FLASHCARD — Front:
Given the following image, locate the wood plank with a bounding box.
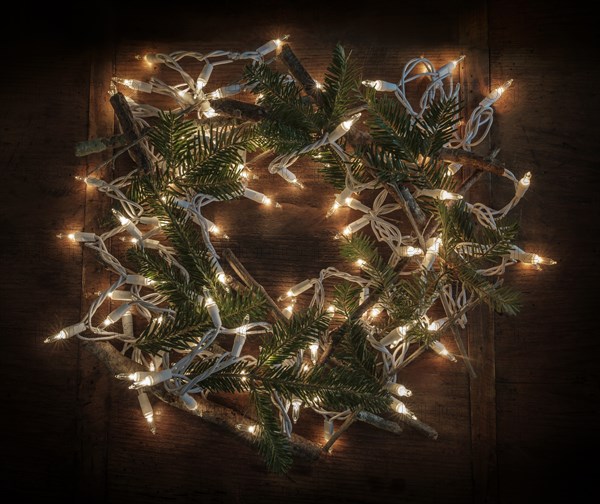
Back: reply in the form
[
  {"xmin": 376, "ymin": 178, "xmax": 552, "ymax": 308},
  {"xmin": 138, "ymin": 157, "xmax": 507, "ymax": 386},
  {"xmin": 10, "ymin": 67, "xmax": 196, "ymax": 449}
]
[
  {"xmin": 0, "ymin": 47, "xmax": 91, "ymax": 498},
  {"xmin": 488, "ymin": 1, "xmax": 599, "ymax": 502},
  {"xmin": 459, "ymin": 2, "xmax": 498, "ymax": 502},
  {"xmin": 76, "ymin": 41, "xmax": 115, "ymax": 501}
]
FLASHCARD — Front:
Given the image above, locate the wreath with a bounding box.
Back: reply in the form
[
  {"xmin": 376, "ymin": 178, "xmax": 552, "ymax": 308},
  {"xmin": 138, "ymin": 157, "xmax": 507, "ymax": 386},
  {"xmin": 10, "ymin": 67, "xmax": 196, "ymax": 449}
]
[{"xmin": 49, "ymin": 37, "xmax": 555, "ymax": 472}]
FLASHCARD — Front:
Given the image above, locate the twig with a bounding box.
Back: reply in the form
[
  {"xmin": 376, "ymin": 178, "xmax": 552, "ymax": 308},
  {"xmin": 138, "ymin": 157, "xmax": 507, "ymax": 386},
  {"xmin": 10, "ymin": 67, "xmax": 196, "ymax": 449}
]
[
  {"xmin": 109, "ymin": 93, "xmax": 153, "ymax": 173},
  {"xmin": 222, "ymin": 248, "xmax": 287, "ymax": 322},
  {"xmin": 212, "ymin": 99, "xmax": 268, "ymax": 122},
  {"xmin": 279, "ymin": 44, "xmax": 322, "ymax": 104},
  {"xmin": 397, "ymin": 415, "xmax": 438, "ymax": 439},
  {"xmin": 440, "ymin": 148, "xmax": 510, "ymax": 177},
  {"xmin": 75, "ymin": 134, "xmax": 127, "ymax": 157},
  {"xmin": 80, "ymin": 340, "xmax": 321, "ymax": 460},
  {"xmin": 356, "ymin": 411, "xmax": 403, "ymax": 434}
]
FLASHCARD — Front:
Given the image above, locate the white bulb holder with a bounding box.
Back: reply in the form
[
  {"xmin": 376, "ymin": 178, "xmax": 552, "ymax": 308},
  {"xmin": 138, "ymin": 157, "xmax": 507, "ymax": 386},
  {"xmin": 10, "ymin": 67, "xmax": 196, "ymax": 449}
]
[
  {"xmin": 126, "ymin": 274, "xmax": 154, "ymax": 286},
  {"xmin": 328, "ymin": 113, "xmax": 361, "ymax": 143},
  {"xmin": 44, "ymin": 322, "xmax": 86, "ymax": 343},
  {"xmin": 102, "ymin": 303, "xmax": 132, "ymax": 328},
  {"xmin": 479, "ymin": 79, "xmax": 513, "ymax": 108},
  {"xmin": 196, "ymin": 63, "xmax": 214, "ymax": 90},
  {"xmin": 287, "ymin": 279, "xmax": 314, "ymax": 298},
  {"xmin": 244, "ymin": 188, "xmax": 271, "ymax": 205},
  {"xmin": 379, "ymin": 325, "xmax": 408, "ymax": 347},
  {"xmin": 342, "ymin": 216, "xmax": 369, "ymax": 237},
  {"xmin": 362, "ymin": 79, "xmax": 397, "ymax": 92},
  {"xmin": 181, "ymin": 393, "xmax": 199, "ymax": 411}
]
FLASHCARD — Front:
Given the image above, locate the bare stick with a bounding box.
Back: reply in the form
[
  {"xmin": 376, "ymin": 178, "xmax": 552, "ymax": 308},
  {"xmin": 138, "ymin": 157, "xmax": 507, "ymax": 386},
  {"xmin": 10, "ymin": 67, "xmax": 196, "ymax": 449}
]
[
  {"xmin": 222, "ymin": 248, "xmax": 287, "ymax": 322},
  {"xmin": 212, "ymin": 99, "xmax": 268, "ymax": 122},
  {"xmin": 109, "ymin": 92, "xmax": 152, "ymax": 173},
  {"xmin": 440, "ymin": 148, "xmax": 510, "ymax": 177},
  {"xmin": 75, "ymin": 134, "xmax": 127, "ymax": 157},
  {"xmin": 80, "ymin": 340, "xmax": 321, "ymax": 460},
  {"xmin": 279, "ymin": 44, "xmax": 322, "ymax": 104},
  {"xmin": 397, "ymin": 415, "xmax": 438, "ymax": 439},
  {"xmin": 356, "ymin": 411, "xmax": 403, "ymax": 434}
]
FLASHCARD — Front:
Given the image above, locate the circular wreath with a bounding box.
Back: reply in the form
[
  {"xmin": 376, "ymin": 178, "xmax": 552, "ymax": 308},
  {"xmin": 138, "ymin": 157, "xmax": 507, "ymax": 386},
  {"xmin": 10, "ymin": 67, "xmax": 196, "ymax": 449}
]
[{"xmin": 49, "ymin": 37, "xmax": 555, "ymax": 472}]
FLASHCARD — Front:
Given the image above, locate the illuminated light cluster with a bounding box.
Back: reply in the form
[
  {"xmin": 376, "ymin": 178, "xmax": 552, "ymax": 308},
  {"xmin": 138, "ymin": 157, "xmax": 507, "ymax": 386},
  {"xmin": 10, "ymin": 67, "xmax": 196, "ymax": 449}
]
[
  {"xmin": 479, "ymin": 79, "xmax": 514, "ymax": 108},
  {"xmin": 328, "ymin": 113, "xmax": 361, "ymax": 143}
]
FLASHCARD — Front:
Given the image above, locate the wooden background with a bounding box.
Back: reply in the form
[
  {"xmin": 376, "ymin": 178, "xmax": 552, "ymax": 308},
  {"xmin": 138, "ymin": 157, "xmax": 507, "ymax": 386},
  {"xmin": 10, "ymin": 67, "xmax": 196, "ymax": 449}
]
[{"xmin": 1, "ymin": 2, "xmax": 598, "ymax": 502}]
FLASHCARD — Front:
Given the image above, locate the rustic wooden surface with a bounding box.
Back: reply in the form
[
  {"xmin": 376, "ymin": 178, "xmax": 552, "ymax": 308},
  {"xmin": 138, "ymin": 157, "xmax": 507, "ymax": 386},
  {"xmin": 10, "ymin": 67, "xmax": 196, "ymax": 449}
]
[{"xmin": 1, "ymin": 2, "xmax": 597, "ymax": 503}]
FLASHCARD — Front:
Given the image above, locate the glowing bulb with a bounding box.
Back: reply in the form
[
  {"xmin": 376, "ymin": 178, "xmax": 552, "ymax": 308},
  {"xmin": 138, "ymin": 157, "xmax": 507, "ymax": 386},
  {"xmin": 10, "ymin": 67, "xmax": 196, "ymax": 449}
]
[
  {"xmin": 328, "ymin": 113, "xmax": 361, "ymax": 143},
  {"xmin": 516, "ymin": 171, "xmax": 532, "ymax": 198},
  {"xmin": 67, "ymin": 233, "xmax": 76, "ymax": 240},
  {"xmin": 480, "ymin": 79, "xmax": 514, "ymax": 107},
  {"xmin": 247, "ymin": 424, "xmax": 257, "ymax": 435},
  {"xmin": 309, "ymin": 342, "xmax": 319, "ymax": 364},
  {"xmin": 446, "ymin": 162, "xmax": 462, "ymax": 176},
  {"xmin": 439, "ymin": 190, "xmax": 463, "ymax": 201},
  {"xmin": 356, "ymin": 258, "xmax": 366, "ymax": 267},
  {"xmin": 430, "ymin": 340, "xmax": 457, "ymax": 362},
  {"xmin": 391, "ymin": 398, "xmax": 417, "ymax": 419},
  {"xmin": 326, "ymin": 305, "xmax": 336, "ymax": 313},
  {"xmin": 370, "ymin": 307, "xmax": 381, "ymax": 318},
  {"xmin": 137, "ymin": 392, "xmax": 156, "ymax": 434},
  {"xmin": 217, "ymin": 272, "xmax": 227, "ymax": 284},
  {"xmin": 386, "ymin": 383, "xmax": 412, "ymax": 397},
  {"xmin": 291, "ymin": 397, "xmax": 302, "ymax": 423},
  {"xmin": 361, "ymin": 79, "xmax": 397, "ymax": 92},
  {"xmin": 379, "ymin": 325, "xmax": 408, "ymax": 346},
  {"xmin": 314, "ymin": 80, "xmax": 322, "ymax": 90},
  {"xmin": 399, "ymin": 246, "xmax": 423, "ymax": 257},
  {"xmin": 283, "ymin": 304, "xmax": 294, "ymax": 319},
  {"xmin": 44, "ymin": 322, "xmax": 86, "ymax": 343}
]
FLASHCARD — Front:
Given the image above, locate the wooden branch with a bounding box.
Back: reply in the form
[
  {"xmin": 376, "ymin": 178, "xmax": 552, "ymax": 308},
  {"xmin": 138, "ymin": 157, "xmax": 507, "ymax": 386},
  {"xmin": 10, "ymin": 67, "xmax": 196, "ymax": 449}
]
[
  {"xmin": 109, "ymin": 92, "xmax": 152, "ymax": 173},
  {"xmin": 212, "ymin": 99, "xmax": 268, "ymax": 122},
  {"xmin": 80, "ymin": 340, "xmax": 321, "ymax": 460},
  {"xmin": 222, "ymin": 248, "xmax": 287, "ymax": 322},
  {"xmin": 440, "ymin": 148, "xmax": 509, "ymax": 177},
  {"xmin": 397, "ymin": 415, "xmax": 438, "ymax": 439},
  {"xmin": 279, "ymin": 44, "xmax": 322, "ymax": 104},
  {"xmin": 356, "ymin": 411, "xmax": 404, "ymax": 434},
  {"xmin": 75, "ymin": 134, "xmax": 127, "ymax": 157}
]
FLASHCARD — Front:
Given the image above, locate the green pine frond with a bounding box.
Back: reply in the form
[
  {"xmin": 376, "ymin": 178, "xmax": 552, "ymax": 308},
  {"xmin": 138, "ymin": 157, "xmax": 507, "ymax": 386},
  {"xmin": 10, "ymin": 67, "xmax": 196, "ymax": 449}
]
[
  {"xmin": 136, "ymin": 308, "xmax": 211, "ymax": 353},
  {"xmin": 257, "ymin": 309, "xmax": 331, "ymax": 367},
  {"xmin": 215, "ymin": 286, "xmax": 268, "ymax": 328},
  {"xmin": 453, "ymin": 264, "xmax": 521, "ymax": 315},
  {"xmin": 244, "ymin": 63, "xmax": 317, "ymax": 135},
  {"xmin": 320, "ymin": 44, "xmax": 360, "ymax": 126},
  {"xmin": 417, "ymin": 97, "xmax": 461, "ymax": 157},
  {"xmin": 332, "ymin": 282, "xmax": 362, "ymax": 319},
  {"xmin": 147, "ymin": 112, "xmax": 198, "ymax": 173},
  {"xmin": 250, "ymin": 388, "xmax": 293, "ymax": 473},
  {"xmin": 128, "ymin": 247, "xmax": 200, "ymax": 308},
  {"xmin": 186, "ymin": 358, "xmax": 255, "ymax": 394}
]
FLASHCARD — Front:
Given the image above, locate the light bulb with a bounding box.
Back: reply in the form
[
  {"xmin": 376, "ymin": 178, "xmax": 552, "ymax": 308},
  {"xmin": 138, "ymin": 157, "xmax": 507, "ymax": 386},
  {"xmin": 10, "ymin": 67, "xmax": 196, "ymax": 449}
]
[
  {"xmin": 181, "ymin": 393, "xmax": 199, "ymax": 411},
  {"xmin": 231, "ymin": 315, "xmax": 249, "ymax": 358},
  {"xmin": 323, "ymin": 419, "xmax": 335, "ymax": 442},
  {"xmin": 531, "ymin": 254, "xmax": 556, "ymax": 266},
  {"xmin": 427, "ymin": 318, "xmax": 447, "ymax": 331},
  {"xmin": 446, "ymin": 162, "xmax": 462, "ymax": 176},
  {"xmin": 398, "ymin": 246, "xmax": 423, "ymax": 257},
  {"xmin": 328, "ymin": 113, "xmax": 361, "ymax": 143},
  {"xmin": 283, "ymin": 304, "xmax": 294, "ymax": 319},
  {"xmin": 129, "ymin": 369, "xmax": 173, "ymax": 389},
  {"xmin": 137, "ymin": 391, "xmax": 156, "ymax": 434},
  {"xmin": 108, "ymin": 290, "xmax": 133, "ymax": 302},
  {"xmin": 422, "ymin": 237, "xmax": 442, "ymax": 270},
  {"xmin": 125, "ymin": 274, "xmax": 154, "ymax": 286},
  {"xmin": 112, "ymin": 77, "xmax": 153, "ymax": 93},
  {"xmin": 291, "ymin": 397, "xmax": 302, "ymax": 423},
  {"xmin": 516, "ymin": 171, "xmax": 532, "ymax": 198},
  {"xmin": 341, "ymin": 216, "xmax": 369, "ymax": 237},
  {"xmin": 44, "ymin": 322, "xmax": 86, "ymax": 343},
  {"xmin": 284, "ymin": 279, "xmax": 314, "ymax": 298},
  {"xmin": 196, "ymin": 63, "xmax": 213, "ymax": 90},
  {"xmin": 344, "ymin": 197, "xmax": 370, "ymax": 213},
  {"xmin": 508, "ymin": 246, "xmax": 556, "ymax": 266},
  {"xmin": 203, "ymin": 289, "xmax": 221, "ymax": 328},
  {"xmin": 256, "ymin": 35, "xmax": 288, "ymax": 56},
  {"xmin": 430, "ymin": 340, "xmax": 457, "ymax": 362},
  {"xmin": 480, "ymin": 79, "xmax": 514, "ymax": 107},
  {"xmin": 379, "ymin": 325, "xmax": 408, "ymax": 347},
  {"xmin": 309, "ymin": 342, "xmax": 319, "ymax": 364},
  {"xmin": 391, "ymin": 398, "xmax": 417, "ymax": 419},
  {"xmin": 244, "ymin": 188, "xmax": 273, "ymax": 206},
  {"xmin": 439, "ymin": 190, "xmax": 463, "ymax": 201},
  {"xmin": 326, "ymin": 305, "xmax": 336, "ymax": 313},
  {"xmin": 356, "ymin": 258, "xmax": 366, "ymax": 267},
  {"xmin": 386, "ymin": 383, "xmax": 412, "ymax": 397},
  {"xmin": 101, "ymin": 303, "xmax": 132, "ymax": 328},
  {"xmin": 361, "ymin": 79, "xmax": 397, "ymax": 92}
]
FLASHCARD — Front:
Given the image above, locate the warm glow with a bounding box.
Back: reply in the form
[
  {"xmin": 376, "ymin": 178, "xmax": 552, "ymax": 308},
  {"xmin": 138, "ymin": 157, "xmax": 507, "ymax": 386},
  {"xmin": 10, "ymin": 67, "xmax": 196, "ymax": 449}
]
[{"xmin": 356, "ymin": 258, "xmax": 366, "ymax": 267}]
